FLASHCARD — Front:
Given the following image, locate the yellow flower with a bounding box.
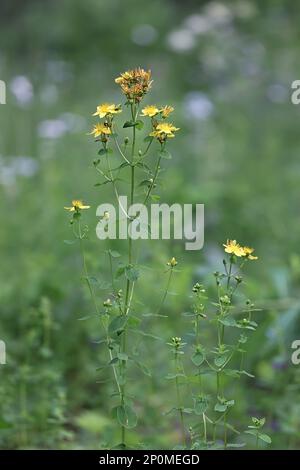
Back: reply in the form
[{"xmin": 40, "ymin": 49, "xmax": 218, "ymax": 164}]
[
  {"xmin": 150, "ymin": 122, "xmax": 180, "ymax": 142},
  {"xmin": 223, "ymin": 240, "xmax": 244, "ymax": 257},
  {"xmin": 64, "ymin": 200, "xmax": 90, "ymax": 212},
  {"xmin": 141, "ymin": 105, "xmax": 160, "ymax": 117},
  {"xmin": 160, "ymin": 105, "xmax": 174, "ymax": 118},
  {"xmin": 167, "ymin": 257, "xmax": 178, "ymax": 267},
  {"xmin": 115, "ymin": 68, "xmax": 152, "ymax": 102},
  {"xmin": 93, "ymin": 103, "xmax": 121, "ymax": 118},
  {"xmin": 89, "ymin": 123, "xmax": 112, "ymax": 138},
  {"xmin": 241, "ymin": 246, "xmax": 258, "ymax": 260}
]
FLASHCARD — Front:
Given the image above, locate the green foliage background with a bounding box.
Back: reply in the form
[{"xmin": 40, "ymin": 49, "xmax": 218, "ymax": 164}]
[{"xmin": 0, "ymin": 0, "xmax": 300, "ymax": 449}]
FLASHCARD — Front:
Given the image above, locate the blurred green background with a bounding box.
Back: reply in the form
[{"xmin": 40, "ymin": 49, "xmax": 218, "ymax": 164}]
[{"xmin": 0, "ymin": 0, "xmax": 300, "ymax": 449}]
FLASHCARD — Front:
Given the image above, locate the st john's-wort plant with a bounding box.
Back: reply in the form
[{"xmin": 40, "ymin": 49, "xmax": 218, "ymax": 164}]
[
  {"xmin": 166, "ymin": 240, "xmax": 272, "ymax": 449},
  {"xmin": 64, "ymin": 69, "xmax": 271, "ymax": 450},
  {"xmin": 64, "ymin": 68, "xmax": 180, "ymax": 449}
]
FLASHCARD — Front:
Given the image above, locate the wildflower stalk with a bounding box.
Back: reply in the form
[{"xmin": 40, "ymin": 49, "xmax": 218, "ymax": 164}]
[
  {"xmin": 120, "ymin": 101, "xmax": 138, "ymax": 446},
  {"xmin": 67, "ymin": 68, "xmax": 180, "ymax": 448},
  {"xmin": 156, "ymin": 267, "xmax": 173, "ymax": 315},
  {"xmin": 174, "ymin": 348, "xmax": 186, "ymax": 448},
  {"xmin": 143, "ymin": 151, "xmax": 162, "ymax": 206},
  {"xmin": 76, "ymin": 218, "xmax": 121, "ymax": 398}
]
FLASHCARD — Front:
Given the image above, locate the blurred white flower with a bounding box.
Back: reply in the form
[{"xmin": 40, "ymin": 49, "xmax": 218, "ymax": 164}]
[
  {"xmin": 184, "ymin": 91, "xmax": 214, "ymax": 120},
  {"xmin": 0, "ymin": 156, "xmax": 39, "ymax": 187},
  {"xmin": 131, "ymin": 24, "xmax": 157, "ymax": 46},
  {"xmin": 38, "ymin": 119, "xmax": 69, "ymax": 139},
  {"xmin": 184, "ymin": 14, "xmax": 213, "ymax": 35},
  {"xmin": 204, "ymin": 2, "xmax": 233, "ymax": 26},
  {"xmin": 167, "ymin": 29, "xmax": 196, "ymax": 52},
  {"xmin": 10, "ymin": 76, "xmax": 33, "ymax": 106},
  {"xmin": 37, "ymin": 113, "xmax": 86, "ymax": 139}
]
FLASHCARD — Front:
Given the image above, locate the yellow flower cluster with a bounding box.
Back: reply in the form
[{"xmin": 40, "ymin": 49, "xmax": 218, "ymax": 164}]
[
  {"xmin": 150, "ymin": 122, "xmax": 180, "ymax": 142},
  {"xmin": 223, "ymin": 240, "xmax": 258, "ymax": 260},
  {"xmin": 141, "ymin": 105, "xmax": 174, "ymax": 118},
  {"xmin": 115, "ymin": 67, "xmax": 152, "ymax": 102},
  {"xmin": 140, "ymin": 104, "xmax": 179, "ymax": 143}
]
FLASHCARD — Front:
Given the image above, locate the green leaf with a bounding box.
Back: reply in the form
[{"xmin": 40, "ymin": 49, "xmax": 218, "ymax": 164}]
[
  {"xmin": 219, "ymin": 316, "xmax": 237, "ymax": 327},
  {"xmin": 63, "ymin": 239, "xmax": 76, "ymax": 245},
  {"xmin": 123, "ymin": 120, "xmax": 135, "ymax": 128},
  {"xmin": 130, "ymin": 329, "xmax": 162, "ymax": 341},
  {"xmin": 116, "ymin": 265, "xmax": 126, "ymax": 278},
  {"xmin": 214, "ymin": 355, "xmax": 228, "ymax": 368},
  {"xmin": 144, "ymin": 136, "xmax": 153, "ymax": 142},
  {"xmin": 98, "ymin": 148, "xmax": 108, "ymax": 156},
  {"xmin": 223, "ymin": 369, "xmax": 241, "ymax": 378},
  {"xmin": 240, "ymin": 370, "xmax": 255, "ymax": 378},
  {"xmin": 109, "ymin": 250, "xmax": 121, "ymax": 258},
  {"xmin": 142, "ymin": 312, "xmax": 168, "ymax": 318},
  {"xmin": 258, "ymin": 433, "xmax": 272, "ymax": 444},
  {"xmin": 159, "ymin": 149, "xmax": 172, "ymax": 159},
  {"xmin": 163, "ymin": 407, "xmax": 177, "ymax": 416},
  {"xmin": 108, "ymin": 315, "xmax": 127, "ymax": 336},
  {"xmin": 182, "ymin": 408, "xmax": 193, "ymax": 414},
  {"xmin": 135, "ymin": 120, "xmax": 144, "ymax": 130},
  {"xmin": 109, "ymin": 357, "xmax": 119, "ymax": 365},
  {"xmin": 77, "ymin": 314, "xmax": 96, "ymax": 321},
  {"xmin": 139, "ymin": 179, "xmax": 152, "ymax": 187},
  {"xmin": 127, "ymin": 316, "xmax": 141, "ymax": 329},
  {"xmin": 191, "ymin": 351, "xmax": 205, "ymax": 367},
  {"xmin": 214, "ymin": 403, "xmax": 227, "ymax": 413},
  {"xmin": 116, "ymin": 405, "xmax": 137, "ymax": 429},
  {"xmin": 94, "ymin": 180, "xmax": 110, "ymax": 187},
  {"xmin": 193, "ymin": 396, "xmax": 209, "ymax": 415}
]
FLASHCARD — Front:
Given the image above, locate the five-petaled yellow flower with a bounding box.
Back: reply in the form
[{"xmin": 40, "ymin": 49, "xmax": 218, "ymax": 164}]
[
  {"xmin": 141, "ymin": 105, "xmax": 160, "ymax": 117},
  {"xmin": 160, "ymin": 105, "xmax": 174, "ymax": 118},
  {"xmin": 223, "ymin": 240, "xmax": 245, "ymax": 257},
  {"xmin": 150, "ymin": 122, "xmax": 180, "ymax": 141},
  {"xmin": 242, "ymin": 246, "xmax": 258, "ymax": 260},
  {"xmin": 64, "ymin": 200, "xmax": 90, "ymax": 212},
  {"xmin": 223, "ymin": 240, "xmax": 258, "ymax": 260},
  {"xmin": 93, "ymin": 103, "xmax": 121, "ymax": 118},
  {"xmin": 89, "ymin": 123, "xmax": 112, "ymax": 138}
]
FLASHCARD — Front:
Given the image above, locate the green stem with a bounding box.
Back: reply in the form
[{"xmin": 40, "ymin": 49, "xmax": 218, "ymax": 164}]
[
  {"xmin": 175, "ymin": 350, "xmax": 187, "ymax": 448},
  {"xmin": 224, "ymin": 412, "xmax": 228, "ymax": 449},
  {"xmin": 121, "ymin": 102, "xmax": 137, "ymax": 446},
  {"xmin": 156, "ymin": 268, "xmax": 173, "ymax": 315},
  {"xmin": 143, "ymin": 153, "xmax": 162, "ymax": 206},
  {"xmin": 77, "ymin": 220, "xmax": 121, "ymax": 398}
]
